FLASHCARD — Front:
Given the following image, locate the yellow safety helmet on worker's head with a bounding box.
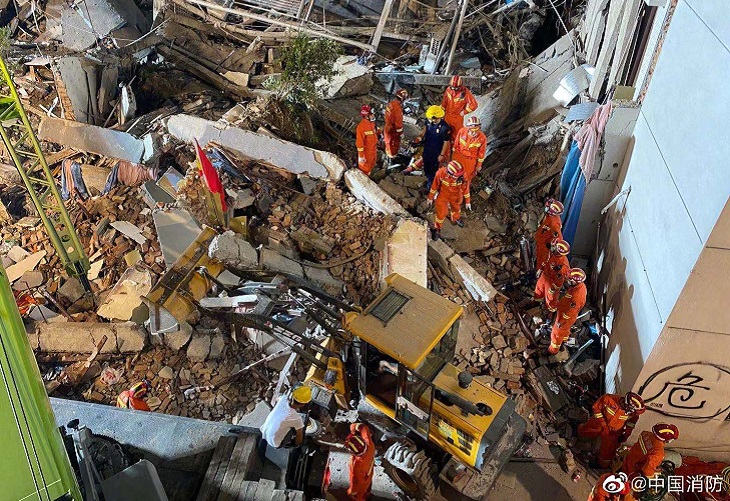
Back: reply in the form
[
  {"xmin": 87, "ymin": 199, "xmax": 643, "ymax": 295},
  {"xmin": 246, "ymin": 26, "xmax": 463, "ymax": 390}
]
[
  {"xmin": 291, "ymin": 385, "xmax": 312, "ymax": 404},
  {"xmin": 426, "ymin": 105, "xmax": 445, "ymax": 119}
]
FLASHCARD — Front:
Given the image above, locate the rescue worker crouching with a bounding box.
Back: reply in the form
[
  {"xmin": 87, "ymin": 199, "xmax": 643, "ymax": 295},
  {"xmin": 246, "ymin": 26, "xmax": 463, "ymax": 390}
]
[
  {"xmin": 427, "ymin": 160, "xmax": 470, "ymax": 241},
  {"xmin": 260, "ymin": 385, "xmax": 312, "ymax": 449},
  {"xmin": 620, "ymin": 423, "xmax": 679, "ymax": 500},
  {"xmin": 116, "ymin": 380, "xmax": 152, "ymax": 411},
  {"xmin": 534, "ymin": 238, "xmax": 570, "ymax": 313},
  {"xmin": 578, "ymin": 392, "xmax": 646, "ymax": 468}
]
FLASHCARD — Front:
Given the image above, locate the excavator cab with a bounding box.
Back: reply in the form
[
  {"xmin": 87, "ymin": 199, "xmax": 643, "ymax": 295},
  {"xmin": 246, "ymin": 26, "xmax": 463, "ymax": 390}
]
[{"xmin": 344, "ymin": 274, "xmax": 522, "ymax": 472}]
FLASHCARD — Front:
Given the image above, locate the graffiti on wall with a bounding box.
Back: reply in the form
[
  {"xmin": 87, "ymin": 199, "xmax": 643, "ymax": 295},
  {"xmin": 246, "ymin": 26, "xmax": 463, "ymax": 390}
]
[{"xmin": 637, "ymin": 362, "xmax": 730, "ymax": 421}]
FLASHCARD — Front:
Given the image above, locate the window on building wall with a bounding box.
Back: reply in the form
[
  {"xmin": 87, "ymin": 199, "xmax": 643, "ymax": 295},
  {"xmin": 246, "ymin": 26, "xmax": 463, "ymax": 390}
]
[{"xmin": 620, "ymin": 4, "xmax": 659, "ymax": 87}]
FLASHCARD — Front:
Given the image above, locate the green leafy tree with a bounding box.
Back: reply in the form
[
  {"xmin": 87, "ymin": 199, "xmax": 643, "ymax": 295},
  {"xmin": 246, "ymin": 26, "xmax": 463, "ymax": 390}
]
[{"xmin": 267, "ymin": 33, "xmax": 343, "ymax": 107}]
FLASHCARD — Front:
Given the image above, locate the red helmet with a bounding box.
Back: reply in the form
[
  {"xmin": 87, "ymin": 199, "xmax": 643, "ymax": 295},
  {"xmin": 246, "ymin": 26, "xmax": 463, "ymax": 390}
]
[
  {"xmin": 623, "ymin": 392, "xmax": 645, "ymax": 413},
  {"xmin": 653, "ymin": 423, "xmax": 679, "ymax": 442},
  {"xmin": 395, "ymin": 89, "xmax": 408, "ymax": 100},
  {"xmin": 360, "ymin": 104, "xmax": 373, "ymax": 118},
  {"xmin": 551, "ymin": 239, "xmax": 570, "ymax": 256},
  {"xmin": 568, "ymin": 268, "xmax": 586, "ymax": 283},
  {"xmin": 446, "ymin": 160, "xmax": 464, "ymax": 178},
  {"xmin": 466, "ymin": 116, "xmax": 481, "ymax": 128},
  {"xmin": 546, "ymin": 198, "xmax": 564, "ymax": 216},
  {"xmin": 344, "ymin": 433, "xmax": 368, "ymax": 456},
  {"xmin": 450, "ymin": 75, "xmax": 463, "ymax": 88},
  {"xmin": 129, "ymin": 380, "xmax": 151, "ymax": 399}
]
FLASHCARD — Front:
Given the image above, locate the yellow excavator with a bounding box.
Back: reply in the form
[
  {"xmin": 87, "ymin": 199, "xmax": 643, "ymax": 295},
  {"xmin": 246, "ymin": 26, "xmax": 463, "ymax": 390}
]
[{"xmin": 304, "ymin": 273, "xmax": 526, "ymax": 500}]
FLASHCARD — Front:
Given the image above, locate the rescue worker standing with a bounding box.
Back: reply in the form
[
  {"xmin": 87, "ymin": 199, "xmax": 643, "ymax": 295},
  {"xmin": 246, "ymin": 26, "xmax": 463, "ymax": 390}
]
[
  {"xmin": 451, "ymin": 116, "xmax": 487, "ymax": 190},
  {"xmin": 345, "ymin": 423, "xmax": 375, "ymax": 501},
  {"xmin": 418, "ymin": 105, "xmax": 452, "ymax": 188},
  {"xmin": 356, "ymin": 105, "xmax": 379, "ymax": 176},
  {"xmin": 578, "ymin": 392, "xmax": 646, "ymax": 468},
  {"xmin": 384, "ymin": 89, "xmax": 408, "ymax": 163},
  {"xmin": 534, "ymin": 238, "xmax": 570, "ymax": 313},
  {"xmin": 116, "ymin": 380, "xmax": 152, "ymax": 411},
  {"xmin": 535, "ymin": 199, "xmax": 565, "ymax": 274},
  {"xmin": 427, "ymin": 160, "xmax": 470, "ymax": 240},
  {"xmin": 548, "ymin": 267, "xmax": 587, "ymax": 354},
  {"xmin": 441, "ymin": 75, "xmax": 478, "ymax": 141},
  {"xmin": 620, "ymin": 423, "xmax": 679, "ymax": 480},
  {"xmin": 260, "ymin": 385, "xmax": 311, "ymax": 449}
]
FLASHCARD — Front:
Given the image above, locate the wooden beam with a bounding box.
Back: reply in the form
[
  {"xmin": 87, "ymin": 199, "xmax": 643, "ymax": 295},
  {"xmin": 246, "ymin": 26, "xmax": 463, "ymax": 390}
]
[{"xmin": 370, "ymin": 0, "xmax": 395, "ymax": 52}]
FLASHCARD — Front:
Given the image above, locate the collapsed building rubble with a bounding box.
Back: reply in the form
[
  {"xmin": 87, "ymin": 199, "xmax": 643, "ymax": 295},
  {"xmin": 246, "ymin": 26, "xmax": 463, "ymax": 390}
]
[{"xmin": 0, "ymin": 0, "xmax": 622, "ymax": 498}]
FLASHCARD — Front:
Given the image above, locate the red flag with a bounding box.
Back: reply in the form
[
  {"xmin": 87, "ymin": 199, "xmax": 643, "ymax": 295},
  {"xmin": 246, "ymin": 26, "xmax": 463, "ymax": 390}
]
[{"xmin": 194, "ymin": 139, "xmax": 227, "ymax": 211}]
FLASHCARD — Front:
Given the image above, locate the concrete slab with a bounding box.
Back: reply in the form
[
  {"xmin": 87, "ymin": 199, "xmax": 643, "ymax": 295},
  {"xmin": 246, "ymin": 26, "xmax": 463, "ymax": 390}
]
[
  {"xmin": 110, "ymin": 220, "xmax": 146, "ymax": 245},
  {"xmin": 259, "ymin": 247, "xmax": 303, "ymax": 277},
  {"xmin": 96, "ymin": 267, "xmax": 153, "ymax": 323},
  {"xmin": 448, "ymin": 253, "xmax": 498, "ymax": 302},
  {"xmin": 344, "ymin": 169, "xmax": 409, "ymax": 217},
  {"xmin": 166, "ymin": 114, "xmax": 346, "ymax": 181},
  {"xmin": 6, "ymin": 250, "xmax": 46, "ymax": 282},
  {"xmin": 303, "ymin": 266, "xmax": 345, "ymax": 296},
  {"xmin": 428, "ymin": 239, "xmax": 456, "ymax": 279},
  {"xmin": 152, "ymin": 208, "xmax": 201, "ymax": 269},
  {"xmin": 33, "ymin": 321, "xmax": 146, "ymax": 353},
  {"xmin": 380, "ymin": 219, "xmax": 428, "ymax": 288},
  {"xmin": 39, "ymin": 117, "xmax": 145, "ymax": 163},
  {"xmin": 208, "ymin": 230, "xmax": 259, "ymax": 269},
  {"xmin": 58, "ymin": 0, "xmax": 149, "ymax": 51}
]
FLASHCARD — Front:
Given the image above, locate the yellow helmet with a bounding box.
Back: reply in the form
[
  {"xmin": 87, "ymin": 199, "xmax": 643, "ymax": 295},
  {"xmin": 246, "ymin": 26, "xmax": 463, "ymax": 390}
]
[
  {"xmin": 425, "ymin": 105, "xmax": 445, "ymax": 119},
  {"xmin": 291, "ymin": 385, "xmax": 312, "ymax": 404}
]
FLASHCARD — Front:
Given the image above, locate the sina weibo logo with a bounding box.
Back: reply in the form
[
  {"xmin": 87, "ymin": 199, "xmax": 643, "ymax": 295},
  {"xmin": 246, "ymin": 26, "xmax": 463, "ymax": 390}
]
[{"xmin": 602, "ymin": 473, "xmax": 628, "ymax": 494}]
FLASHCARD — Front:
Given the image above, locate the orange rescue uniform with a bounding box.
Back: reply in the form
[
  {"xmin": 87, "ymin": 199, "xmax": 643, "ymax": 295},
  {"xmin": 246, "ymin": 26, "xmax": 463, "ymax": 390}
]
[
  {"xmin": 116, "ymin": 390, "xmax": 151, "ymax": 411},
  {"xmin": 441, "ymin": 86, "xmax": 478, "ymax": 141},
  {"xmin": 550, "ymin": 281, "xmax": 587, "ymax": 351},
  {"xmin": 356, "ymin": 118, "xmax": 378, "ymax": 175},
  {"xmin": 451, "ymin": 127, "xmax": 487, "ymax": 187},
  {"xmin": 384, "ymin": 98, "xmax": 404, "ymax": 158},
  {"xmin": 578, "ymin": 394, "xmax": 640, "ymax": 467},
  {"xmin": 535, "ymin": 214, "xmax": 563, "ymax": 271},
  {"xmin": 428, "ymin": 166, "xmax": 470, "ymax": 229},
  {"xmin": 348, "ymin": 425, "xmax": 375, "ymax": 501},
  {"xmin": 621, "ymin": 430, "xmax": 665, "ymax": 478},
  {"xmin": 534, "ymin": 252, "xmax": 570, "ymax": 311}
]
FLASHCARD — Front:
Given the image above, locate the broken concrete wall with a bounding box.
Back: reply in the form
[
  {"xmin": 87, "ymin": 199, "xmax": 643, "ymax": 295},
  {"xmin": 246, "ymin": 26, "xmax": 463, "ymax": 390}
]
[
  {"xmin": 344, "ymin": 169, "xmax": 409, "ymax": 217},
  {"xmin": 166, "ymin": 114, "xmax": 346, "ymax": 181},
  {"xmin": 30, "ymin": 322, "xmax": 147, "ymax": 353},
  {"xmin": 476, "ymin": 32, "xmax": 576, "ymax": 134},
  {"xmin": 380, "ymin": 219, "xmax": 427, "ymax": 288},
  {"xmin": 39, "ymin": 117, "xmax": 146, "ymax": 163},
  {"xmin": 57, "ymin": 0, "xmax": 150, "ymax": 51},
  {"xmin": 54, "ymin": 56, "xmax": 119, "ymax": 125}
]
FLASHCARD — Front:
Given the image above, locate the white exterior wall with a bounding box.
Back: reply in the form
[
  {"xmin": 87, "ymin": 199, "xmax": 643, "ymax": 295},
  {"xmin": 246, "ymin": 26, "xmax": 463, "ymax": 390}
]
[{"xmin": 599, "ymin": 0, "xmax": 730, "ymax": 393}]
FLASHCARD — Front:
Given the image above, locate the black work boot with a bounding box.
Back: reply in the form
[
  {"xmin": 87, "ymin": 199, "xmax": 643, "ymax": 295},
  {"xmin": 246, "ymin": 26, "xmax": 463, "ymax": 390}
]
[
  {"xmin": 454, "ymin": 219, "xmax": 464, "ymax": 228},
  {"xmin": 431, "ymin": 228, "xmax": 441, "ymax": 241}
]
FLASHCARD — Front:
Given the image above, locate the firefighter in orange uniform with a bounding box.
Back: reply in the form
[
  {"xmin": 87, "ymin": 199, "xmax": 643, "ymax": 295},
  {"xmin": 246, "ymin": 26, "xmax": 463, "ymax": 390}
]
[
  {"xmin": 451, "ymin": 116, "xmax": 487, "ymax": 189},
  {"xmin": 384, "ymin": 89, "xmax": 407, "ymax": 163},
  {"xmin": 534, "ymin": 238, "xmax": 570, "ymax": 312},
  {"xmin": 356, "ymin": 104, "xmax": 379, "ymax": 176},
  {"xmin": 578, "ymin": 392, "xmax": 646, "ymax": 468},
  {"xmin": 589, "ymin": 472, "xmax": 630, "ymax": 501},
  {"xmin": 535, "ymin": 199, "xmax": 564, "ymax": 273},
  {"xmin": 427, "ymin": 160, "xmax": 470, "ymax": 241},
  {"xmin": 441, "ymin": 75, "xmax": 478, "ymax": 141},
  {"xmin": 116, "ymin": 380, "xmax": 152, "ymax": 411},
  {"xmin": 548, "ymin": 267, "xmax": 586, "ymax": 354},
  {"xmin": 621, "ymin": 423, "xmax": 678, "ymax": 481},
  {"xmin": 346, "ymin": 423, "xmax": 375, "ymax": 501}
]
